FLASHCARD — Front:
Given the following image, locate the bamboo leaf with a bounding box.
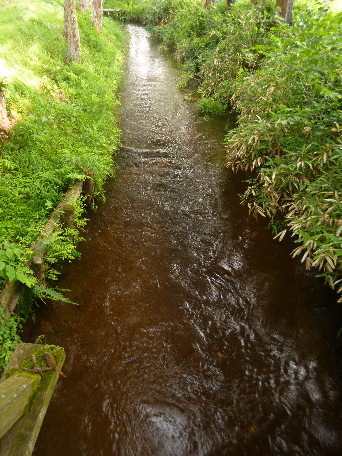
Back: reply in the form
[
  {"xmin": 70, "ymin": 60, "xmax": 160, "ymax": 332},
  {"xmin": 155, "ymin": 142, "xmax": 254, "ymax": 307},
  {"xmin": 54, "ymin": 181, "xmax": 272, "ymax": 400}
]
[
  {"xmin": 326, "ymin": 255, "xmax": 336, "ymax": 269},
  {"xmin": 273, "ymin": 229, "xmax": 287, "ymax": 241},
  {"xmin": 291, "ymin": 246, "xmax": 303, "ymax": 258},
  {"xmin": 301, "ymin": 251, "xmax": 309, "ymax": 263}
]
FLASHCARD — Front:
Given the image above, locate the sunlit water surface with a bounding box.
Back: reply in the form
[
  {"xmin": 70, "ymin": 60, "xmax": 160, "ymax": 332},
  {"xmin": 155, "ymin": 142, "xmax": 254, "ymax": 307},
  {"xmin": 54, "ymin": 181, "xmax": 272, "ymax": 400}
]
[{"xmin": 24, "ymin": 25, "xmax": 342, "ymax": 456}]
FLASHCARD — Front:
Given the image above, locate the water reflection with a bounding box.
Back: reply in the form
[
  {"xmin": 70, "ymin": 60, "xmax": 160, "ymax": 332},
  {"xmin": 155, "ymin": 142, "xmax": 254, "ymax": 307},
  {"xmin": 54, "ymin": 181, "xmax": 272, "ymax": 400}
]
[{"xmin": 23, "ymin": 25, "xmax": 342, "ymax": 456}]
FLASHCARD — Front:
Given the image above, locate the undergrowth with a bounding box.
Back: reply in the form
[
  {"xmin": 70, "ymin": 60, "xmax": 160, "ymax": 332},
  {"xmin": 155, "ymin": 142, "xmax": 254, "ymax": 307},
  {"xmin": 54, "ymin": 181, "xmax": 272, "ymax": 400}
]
[
  {"xmin": 104, "ymin": 0, "xmax": 284, "ymax": 113},
  {"xmin": 225, "ymin": 2, "xmax": 342, "ymax": 300},
  {"xmin": 0, "ymin": 307, "xmax": 22, "ymax": 369},
  {"xmin": 0, "ymin": 0, "xmax": 126, "ymax": 370}
]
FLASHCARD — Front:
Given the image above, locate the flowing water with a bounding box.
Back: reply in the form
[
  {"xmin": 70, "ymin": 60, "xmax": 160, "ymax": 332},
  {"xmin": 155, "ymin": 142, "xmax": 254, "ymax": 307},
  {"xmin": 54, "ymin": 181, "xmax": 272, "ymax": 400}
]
[{"xmin": 23, "ymin": 25, "xmax": 342, "ymax": 456}]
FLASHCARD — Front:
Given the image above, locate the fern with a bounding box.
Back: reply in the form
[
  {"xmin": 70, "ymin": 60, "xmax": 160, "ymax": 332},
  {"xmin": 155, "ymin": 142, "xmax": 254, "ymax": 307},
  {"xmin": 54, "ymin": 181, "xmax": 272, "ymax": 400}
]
[{"xmin": 33, "ymin": 284, "xmax": 77, "ymax": 305}]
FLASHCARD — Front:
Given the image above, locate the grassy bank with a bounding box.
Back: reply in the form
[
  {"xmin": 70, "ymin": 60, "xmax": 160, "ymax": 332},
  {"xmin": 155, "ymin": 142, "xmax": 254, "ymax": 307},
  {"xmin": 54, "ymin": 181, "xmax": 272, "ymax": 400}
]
[
  {"xmin": 0, "ymin": 0, "xmax": 126, "ymax": 369},
  {"xmin": 106, "ymin": 0, "xmax": 342, "ymax": 303}
]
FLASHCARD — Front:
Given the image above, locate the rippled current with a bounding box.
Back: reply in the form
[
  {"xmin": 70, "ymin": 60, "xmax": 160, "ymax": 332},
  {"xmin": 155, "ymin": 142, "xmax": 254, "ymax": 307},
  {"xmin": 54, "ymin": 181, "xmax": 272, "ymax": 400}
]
[{"xmin": 24, "ymin": 25, "xmax": 342, "ymax": 455}]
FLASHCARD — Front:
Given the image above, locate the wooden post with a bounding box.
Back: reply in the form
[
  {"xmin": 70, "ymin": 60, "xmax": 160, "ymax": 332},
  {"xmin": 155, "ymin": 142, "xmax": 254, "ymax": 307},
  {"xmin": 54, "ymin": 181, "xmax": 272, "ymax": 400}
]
[
  {"xmin": 103, "ymin": 9, "xmax": 122, "ymax": 13},
  {"xmin": 60, "ymin": 203, "xmax": 75, "ymax": 230},
  {"xmin": 31, "ymin": 254, "xmax": 46, "ymax": 287},
  {"xmin": 83, "ymin": 169, "xmax": 94, "ymax": 204},
  {"xmin": 0, "ymin": 343, "xmax": 66, "ymax": 456},
  {"xmin": 0, "ymin": 375, "xmax": 38, "ymax": 439}
]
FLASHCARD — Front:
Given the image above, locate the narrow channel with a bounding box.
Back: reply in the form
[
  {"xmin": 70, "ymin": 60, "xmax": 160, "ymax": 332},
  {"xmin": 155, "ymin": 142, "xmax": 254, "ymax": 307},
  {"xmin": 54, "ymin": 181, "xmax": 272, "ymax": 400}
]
[{"xmin": 24, "ymin": 25, "xmax": 342, "ymax": 455}]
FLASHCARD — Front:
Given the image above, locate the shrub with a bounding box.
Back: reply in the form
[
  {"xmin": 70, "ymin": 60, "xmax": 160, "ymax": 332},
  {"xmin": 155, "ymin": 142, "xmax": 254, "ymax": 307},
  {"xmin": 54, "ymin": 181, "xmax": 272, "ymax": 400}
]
[{"xmin": 225, "ymin": 4, "xmax": 342, "ymax": 300}]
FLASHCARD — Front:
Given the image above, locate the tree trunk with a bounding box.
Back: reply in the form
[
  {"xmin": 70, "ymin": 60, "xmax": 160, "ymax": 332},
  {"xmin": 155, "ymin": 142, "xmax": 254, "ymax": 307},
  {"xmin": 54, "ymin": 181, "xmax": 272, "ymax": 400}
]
[
  {"xmin": 63, "ymin": 2, "xmax": 68, "ymax": 39},
  {"xmin": 226, "ymin": 0, "xmax": 235, "ymax": 11},
  {"xmin": 78, "ymin": 0, "xmax": 91, "ymax": 13},
  {"xmin": 276, "ymin": 0, "xmax": 294, "ymax": 24},
  {"xmin": 91, "ymin": 0, "xmax": 103, "ymax": 33},
  {"xmin": 64, "ymin": 0, "xmax": 81, "ymax": 63},
  {"xmin": 0, "ymin": 91, "xmax": 10, "ymax": 131}
]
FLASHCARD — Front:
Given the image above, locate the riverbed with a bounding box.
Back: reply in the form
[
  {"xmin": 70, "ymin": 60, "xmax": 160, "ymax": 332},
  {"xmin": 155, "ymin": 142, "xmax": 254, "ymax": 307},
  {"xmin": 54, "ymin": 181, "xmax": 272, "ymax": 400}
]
[{"xmin": 23, "ymin": 25, "xmax": 342, "ymax": 456}]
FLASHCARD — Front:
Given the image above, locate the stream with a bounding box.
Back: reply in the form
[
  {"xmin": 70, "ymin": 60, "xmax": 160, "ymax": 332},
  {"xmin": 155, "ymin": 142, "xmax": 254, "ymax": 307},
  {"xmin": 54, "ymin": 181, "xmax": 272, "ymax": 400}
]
[{"xmin": 23, "ymin": 25, "xmax": 342, "ymax": 456}]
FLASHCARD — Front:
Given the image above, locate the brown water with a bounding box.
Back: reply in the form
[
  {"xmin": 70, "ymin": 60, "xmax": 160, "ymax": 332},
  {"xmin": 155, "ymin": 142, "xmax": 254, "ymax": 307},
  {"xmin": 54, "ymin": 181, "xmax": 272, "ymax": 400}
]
[{"xmin": 24, "ymin": 25, "xmax": 342, "ymax": 456}]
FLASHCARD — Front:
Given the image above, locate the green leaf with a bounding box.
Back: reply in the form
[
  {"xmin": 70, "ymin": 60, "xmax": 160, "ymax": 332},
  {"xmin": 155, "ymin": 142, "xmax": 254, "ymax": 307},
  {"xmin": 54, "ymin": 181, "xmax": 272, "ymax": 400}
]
[
  {"xmin": 0, "ymin": 261, "xmax": 5, "ymax": 272},
  {"xmin": 5, "ymin": 249, "xmax": 15, "ymax": 262},
  {"xmin": 13, "ymin": 249, "xmax": 21, "ymax": 258},
  {"xmin": 16, "ymin": 270, "xmax": 36, "ymax": 287},
  {"xmin": 5, "ymin": 264, "xmax": 16, "ymax": 282}
]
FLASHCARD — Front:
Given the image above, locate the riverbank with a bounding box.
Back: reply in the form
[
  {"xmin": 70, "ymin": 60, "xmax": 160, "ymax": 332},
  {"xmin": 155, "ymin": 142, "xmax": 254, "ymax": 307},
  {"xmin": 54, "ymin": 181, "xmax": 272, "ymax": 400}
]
[
  {"xmin": 22, "ymin": 25, "xmax": 342, "ymax": 455},
  {"xmin": 105, "ymin": 0, "xmax": 342, "ymax": 305},
  {"xmin": 0, "ymin": 0, "xmax": 126, "ymax": 370}
]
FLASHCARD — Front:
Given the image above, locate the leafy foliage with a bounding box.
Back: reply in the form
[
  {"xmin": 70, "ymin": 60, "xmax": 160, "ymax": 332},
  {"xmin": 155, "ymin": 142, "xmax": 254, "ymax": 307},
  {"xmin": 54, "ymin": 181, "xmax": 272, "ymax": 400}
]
[
  {"xmin": 0, "ymin": 0, "xmax": 126, "ymax": 367},
  {"xmin": 32, "ymin": 283, "xmax": 75, "ymax": 305},
  {"xmin": 104, "ymin": 0, "xmax": 148, "ymax": 21},
  {"xmin": 108, "ymin": 0, "xmax": 283, "ymax": 114},
  {"xmin": 197, "ymin": 2, "xmax": 283, "ymax": 107},
  {"xmin": 225, "ymin": 4, "xmax": 342, "ymax": 300},
  {"xmin": 0, "ymin": 0, "xmax": 126, "ymax": 247},
  {"xmin": 0, "ymin": 243, "xmax": 36, "ymax": 288},
  {"xmin": 0, "ymin": 307, "xmax": 22, "ymax": 372},
  {"xmin": 0, "ymin": 0, "xmax": 126, "ymax": 276}
]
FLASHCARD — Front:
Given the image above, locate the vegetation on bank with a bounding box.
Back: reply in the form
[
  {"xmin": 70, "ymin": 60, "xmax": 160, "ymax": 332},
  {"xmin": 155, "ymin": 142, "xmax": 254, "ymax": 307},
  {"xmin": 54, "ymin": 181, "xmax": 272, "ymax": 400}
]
[
  {"xmin": 105, "ymin": 0, "xmax": 342, "ymax": 304},
  {"xmin": 0, "ymin": 0, "xmax": 126, "ymax": 370},
  {"xmin": 1, "ymin": 0, "xmax": 341, "ymax": 368},
  {"xmin": 226, "ymin": 5, "xmax": 342, "ymax": 296}
]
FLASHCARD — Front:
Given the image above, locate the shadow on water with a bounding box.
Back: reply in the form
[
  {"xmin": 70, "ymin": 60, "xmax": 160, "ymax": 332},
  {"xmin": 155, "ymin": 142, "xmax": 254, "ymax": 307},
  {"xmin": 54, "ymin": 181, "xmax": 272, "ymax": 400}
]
[{"xmin": 23, "ymin": 25, "xmax": 342, "ymax": 456}]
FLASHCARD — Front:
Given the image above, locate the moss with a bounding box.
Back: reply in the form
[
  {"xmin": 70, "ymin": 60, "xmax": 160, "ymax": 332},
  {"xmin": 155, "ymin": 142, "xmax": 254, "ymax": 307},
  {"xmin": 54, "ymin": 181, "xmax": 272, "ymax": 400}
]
[{"xmin": 4, "ymin": 344, "xmax": 65, "ymax": 413}]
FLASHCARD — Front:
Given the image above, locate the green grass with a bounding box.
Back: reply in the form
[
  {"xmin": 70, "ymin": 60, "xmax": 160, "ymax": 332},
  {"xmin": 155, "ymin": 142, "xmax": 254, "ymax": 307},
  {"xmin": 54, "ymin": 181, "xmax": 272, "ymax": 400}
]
[
  {"xmin": 0, "ymin": 0, "xmax": 126, "ymax": 370},
  {"xmin": 0, "ymin": 0, "xmax": 126, "ymax": 247}
]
